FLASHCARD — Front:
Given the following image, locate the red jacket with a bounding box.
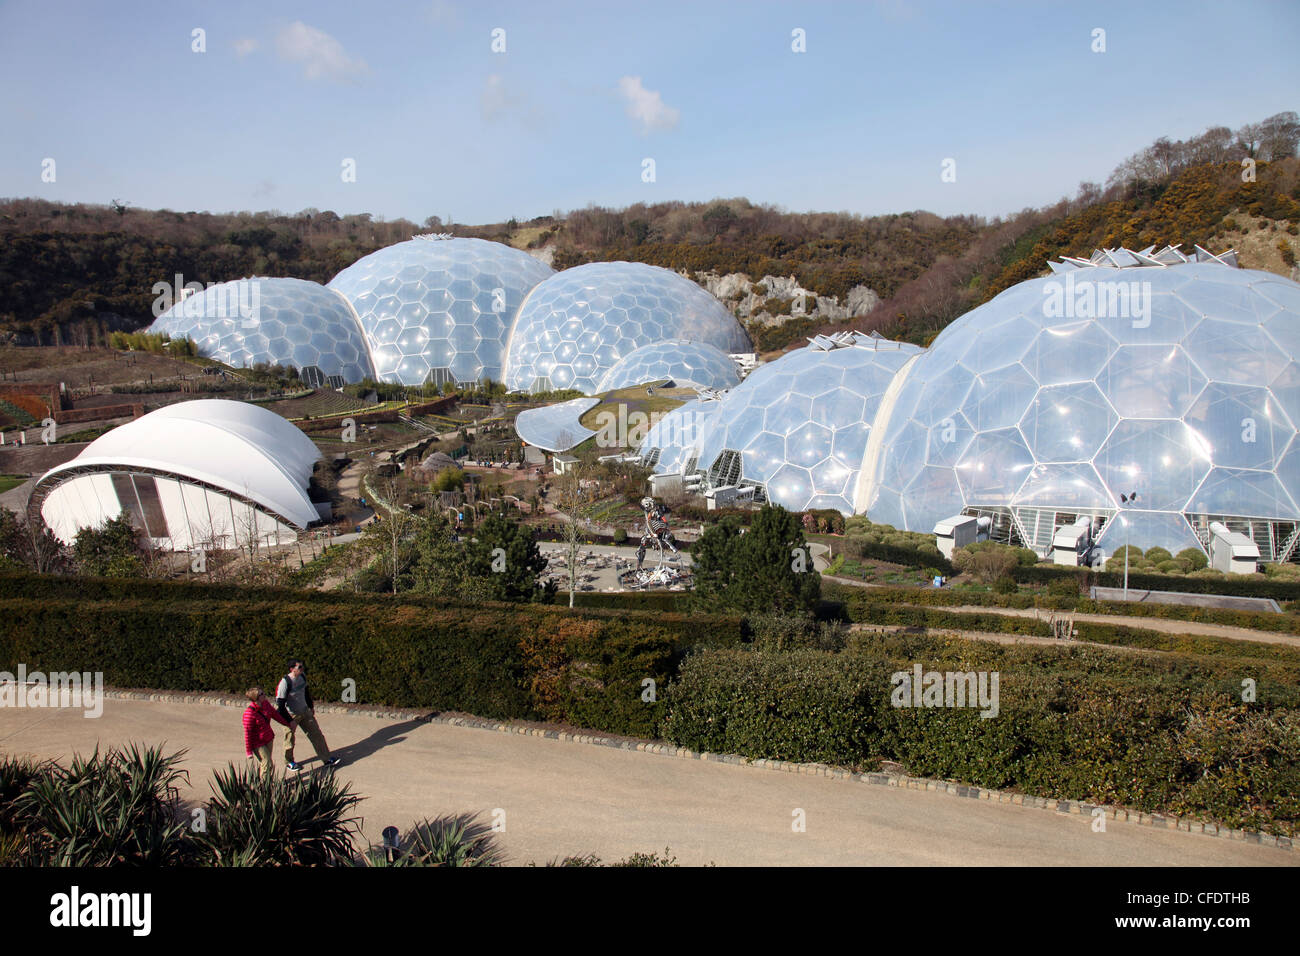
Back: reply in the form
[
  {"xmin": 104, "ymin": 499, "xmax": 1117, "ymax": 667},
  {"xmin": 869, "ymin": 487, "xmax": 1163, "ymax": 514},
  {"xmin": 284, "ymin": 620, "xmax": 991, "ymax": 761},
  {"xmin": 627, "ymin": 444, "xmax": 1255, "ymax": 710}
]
[{"xmin": 243, "ymin": 699, "xmax": 290, "ymax": 755}]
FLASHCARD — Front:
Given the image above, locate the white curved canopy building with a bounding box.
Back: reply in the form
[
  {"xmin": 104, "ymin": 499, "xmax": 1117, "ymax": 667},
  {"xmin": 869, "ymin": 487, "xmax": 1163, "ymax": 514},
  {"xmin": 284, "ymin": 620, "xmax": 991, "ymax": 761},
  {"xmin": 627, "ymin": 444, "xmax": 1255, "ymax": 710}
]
[{"xmin": 33, "ymin": 401, "xmax": 322, "ymax": 551}]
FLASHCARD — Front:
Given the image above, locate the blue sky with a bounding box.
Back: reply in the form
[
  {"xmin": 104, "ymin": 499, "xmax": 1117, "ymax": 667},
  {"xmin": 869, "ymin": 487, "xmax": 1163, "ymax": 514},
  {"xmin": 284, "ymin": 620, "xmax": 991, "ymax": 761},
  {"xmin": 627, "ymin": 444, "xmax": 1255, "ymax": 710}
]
[{"xmin": 3, "ymin": 0, "xmax": 1297, "ymax": 224}]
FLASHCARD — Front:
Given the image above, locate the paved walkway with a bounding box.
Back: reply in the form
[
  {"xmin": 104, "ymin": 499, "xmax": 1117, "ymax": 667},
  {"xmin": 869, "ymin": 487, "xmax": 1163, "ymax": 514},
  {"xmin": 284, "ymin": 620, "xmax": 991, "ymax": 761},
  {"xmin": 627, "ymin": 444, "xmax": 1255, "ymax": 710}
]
[{"xmin": 0, "ymin": 697, "xmax": 1290, "ymax": 867}]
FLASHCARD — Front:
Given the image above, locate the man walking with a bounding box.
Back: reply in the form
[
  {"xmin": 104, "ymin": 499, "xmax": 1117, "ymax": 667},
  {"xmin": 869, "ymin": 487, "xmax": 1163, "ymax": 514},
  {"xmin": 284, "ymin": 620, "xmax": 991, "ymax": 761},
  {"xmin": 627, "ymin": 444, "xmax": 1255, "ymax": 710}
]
[{"xmin": 275, "ymin": 658, "xmax": 342, "ymax": 771}]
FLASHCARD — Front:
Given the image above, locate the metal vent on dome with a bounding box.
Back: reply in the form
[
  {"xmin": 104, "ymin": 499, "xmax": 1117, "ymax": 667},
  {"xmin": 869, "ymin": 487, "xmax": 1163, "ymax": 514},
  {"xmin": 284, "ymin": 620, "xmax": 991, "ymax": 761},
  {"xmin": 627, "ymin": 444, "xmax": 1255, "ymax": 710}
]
[
  {"xmin": 1048, "ymin": 244, "xmax": 1239, "ymax": 273},
  {"xmin": 806, "ymin": 329, "xmax": 905, "ymax": 351}
]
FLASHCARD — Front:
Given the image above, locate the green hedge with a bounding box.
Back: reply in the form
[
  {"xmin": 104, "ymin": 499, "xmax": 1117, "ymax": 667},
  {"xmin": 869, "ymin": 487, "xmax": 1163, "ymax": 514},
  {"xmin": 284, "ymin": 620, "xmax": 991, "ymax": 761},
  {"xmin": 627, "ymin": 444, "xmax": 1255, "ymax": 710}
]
[
  {"xmin": 1011, "ymin": 564, "xmax": 1300, "ymax": 601},
  {"xmin": 0, "ymin": 573, "xmax": 744, "ymax": 738},
  {"xmin": 663, "ymin": 641, "xmax": 1300, "ymax": 834},
  {"xmin": 824, "ymin": 581, "xmax": 1300, "ymax": 635},
  {"xmin": 552, "ymin": 590, "xmax": 690, "ymax": 613},
  {"xmin": 846, "ymin": 542, "xmax": 954, "ymax": 575},
  {"xmin": 839, "ymin": 590, "xmax": 1300, "ymax": 676}
]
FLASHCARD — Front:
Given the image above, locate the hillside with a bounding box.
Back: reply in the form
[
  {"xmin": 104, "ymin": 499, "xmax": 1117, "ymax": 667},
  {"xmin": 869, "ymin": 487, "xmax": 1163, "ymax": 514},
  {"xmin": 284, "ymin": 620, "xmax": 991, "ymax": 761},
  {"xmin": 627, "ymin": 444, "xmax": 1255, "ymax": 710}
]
[{"xmin": 1, "ymin": 112, "xmax": 1295, "ymax": 359}]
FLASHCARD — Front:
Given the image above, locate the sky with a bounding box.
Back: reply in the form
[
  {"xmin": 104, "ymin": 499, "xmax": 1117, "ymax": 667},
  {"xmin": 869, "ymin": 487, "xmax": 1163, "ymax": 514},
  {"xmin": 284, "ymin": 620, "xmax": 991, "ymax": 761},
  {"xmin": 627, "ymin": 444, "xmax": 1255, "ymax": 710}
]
[{"xmin": 2, "ymin": 0, "xmax": 1298, "ymax": 225}]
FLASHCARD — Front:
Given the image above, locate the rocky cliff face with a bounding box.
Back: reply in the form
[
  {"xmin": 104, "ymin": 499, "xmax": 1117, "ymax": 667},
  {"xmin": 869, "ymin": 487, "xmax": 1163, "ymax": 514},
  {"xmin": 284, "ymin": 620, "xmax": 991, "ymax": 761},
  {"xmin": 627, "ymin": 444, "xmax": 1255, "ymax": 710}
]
[{"xmin": 692, "ymin": 271, "xmax": 879, "ymax": 328}]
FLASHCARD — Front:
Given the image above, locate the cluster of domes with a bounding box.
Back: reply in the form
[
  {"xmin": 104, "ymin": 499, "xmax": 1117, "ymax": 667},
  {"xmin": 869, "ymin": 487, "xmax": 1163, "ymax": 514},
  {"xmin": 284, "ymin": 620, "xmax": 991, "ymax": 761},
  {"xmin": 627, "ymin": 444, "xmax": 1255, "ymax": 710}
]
[
  {"xmin": 639, "ymin": 248, "xmax": 1300, "ymax": 560},
  {"xmin": 149, "ymin": 238, "xmax": 750, "ymax": 393}
]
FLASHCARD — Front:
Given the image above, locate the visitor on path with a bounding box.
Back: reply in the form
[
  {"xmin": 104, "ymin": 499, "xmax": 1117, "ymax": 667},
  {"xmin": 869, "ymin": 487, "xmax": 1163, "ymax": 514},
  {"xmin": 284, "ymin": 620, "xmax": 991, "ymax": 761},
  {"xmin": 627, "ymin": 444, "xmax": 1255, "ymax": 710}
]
[
  {"xmin": 243, "ymin": 686, "xmax": 291, "ymax": 777},
  {"xmin": 275, "ymin": 659, "xmax": 342, "ymax": 771}
]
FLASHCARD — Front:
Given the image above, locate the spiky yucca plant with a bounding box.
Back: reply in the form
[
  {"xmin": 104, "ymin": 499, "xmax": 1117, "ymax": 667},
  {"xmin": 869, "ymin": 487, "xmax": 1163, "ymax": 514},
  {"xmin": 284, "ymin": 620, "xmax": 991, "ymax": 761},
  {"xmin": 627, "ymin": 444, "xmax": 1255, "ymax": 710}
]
[
  {"xmin": 0, "ymin": 754, "xmax": 48, "ymax": 834},
  {"xmin": 194, "ymin": 762, "xmax": 362, "ymax": 866},
  {"xmin": 13, "ymin": 744, "xmax": 190, "ymax": 866},
  {"xmin": 364, "ymin": 814, "xmax": 501, "ymax": 867}
]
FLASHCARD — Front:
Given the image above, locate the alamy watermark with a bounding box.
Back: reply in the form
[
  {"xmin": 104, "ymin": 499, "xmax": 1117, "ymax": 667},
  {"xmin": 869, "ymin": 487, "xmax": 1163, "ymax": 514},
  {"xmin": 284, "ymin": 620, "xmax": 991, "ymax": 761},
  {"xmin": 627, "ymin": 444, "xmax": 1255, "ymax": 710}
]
[
  {"xmin": 151, "ymin": 274, "xmax": 262, "ymax": 326},
  {"xmin": 0, "ymin": 665, "xmax": 104, "ymax": 718},
  {"xmin": 890, "ymin": 664, "xmax": 999, "ymax": 719},
  {"xmin": 1042, "ymin": 273, "xmax": 1151, "ymax": 327}
]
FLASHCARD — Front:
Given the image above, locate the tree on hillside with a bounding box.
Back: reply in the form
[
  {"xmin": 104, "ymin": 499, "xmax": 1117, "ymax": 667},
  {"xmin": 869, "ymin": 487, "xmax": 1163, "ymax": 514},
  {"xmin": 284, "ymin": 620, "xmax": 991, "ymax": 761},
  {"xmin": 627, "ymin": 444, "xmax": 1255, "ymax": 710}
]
[{"xmin": 690, "ymin": 505, "xmax": 821, "ymax": 616}]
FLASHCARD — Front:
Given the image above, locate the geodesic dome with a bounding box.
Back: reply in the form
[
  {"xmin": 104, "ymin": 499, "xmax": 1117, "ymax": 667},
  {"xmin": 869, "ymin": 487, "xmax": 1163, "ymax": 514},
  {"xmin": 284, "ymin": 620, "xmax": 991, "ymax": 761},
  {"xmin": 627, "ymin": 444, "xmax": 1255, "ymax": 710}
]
[
  {"xmin": 689, "ymin": 332, "xmax": 922, "ymax": 513},
  {"xmin": 638, "ymin": 398, "xmax": 722, "ymax": 475},
  {"xmin": 149, "ymin": 277, "xmax": 374, "ymax": 384},
  {"xmin": 328, "ymin": 236, "xmax": 554, "ymax": 387},
  {"xmin": 502, "ymin": 261, "xmax": 751, "ymax": 394},
  {"xmin": 596, "ymin": 339, "xmax": 740, "ymax": 393},
  {"xmin": 858, "ymin": 247, "xmax": 1300, "ymax": 560}
]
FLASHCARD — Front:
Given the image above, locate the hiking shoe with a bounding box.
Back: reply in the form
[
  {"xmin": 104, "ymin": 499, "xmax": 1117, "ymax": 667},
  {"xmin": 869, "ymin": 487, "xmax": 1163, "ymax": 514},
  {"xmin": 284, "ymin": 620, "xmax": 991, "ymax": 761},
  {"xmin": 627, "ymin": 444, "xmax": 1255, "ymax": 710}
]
[{"xmin": 286, "ymin": 760, "xmax": 301, "ymax": 771}]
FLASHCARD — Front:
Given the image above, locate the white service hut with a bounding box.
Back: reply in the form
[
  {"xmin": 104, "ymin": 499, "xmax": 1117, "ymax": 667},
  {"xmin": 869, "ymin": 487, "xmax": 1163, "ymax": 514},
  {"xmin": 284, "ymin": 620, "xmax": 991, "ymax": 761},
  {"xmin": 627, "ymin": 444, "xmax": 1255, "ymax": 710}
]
[{"xmin": 1208, "ymin": 522, "xmax": 1260, "ymax": 575}]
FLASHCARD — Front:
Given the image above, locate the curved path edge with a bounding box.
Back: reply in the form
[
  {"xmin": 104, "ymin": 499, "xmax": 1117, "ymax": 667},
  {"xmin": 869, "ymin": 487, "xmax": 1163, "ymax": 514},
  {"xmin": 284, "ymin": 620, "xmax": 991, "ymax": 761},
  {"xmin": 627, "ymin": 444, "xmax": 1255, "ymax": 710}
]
[{"xmin": 96, "ymin": 687, "xmax": 1293, "ymax": 852}]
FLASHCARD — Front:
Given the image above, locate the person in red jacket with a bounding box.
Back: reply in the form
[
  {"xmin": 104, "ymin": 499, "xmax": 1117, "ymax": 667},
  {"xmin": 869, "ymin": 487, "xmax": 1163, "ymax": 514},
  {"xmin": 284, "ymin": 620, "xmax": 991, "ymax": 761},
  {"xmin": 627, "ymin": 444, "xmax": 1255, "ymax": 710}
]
[{"xmin": 243, "ymin": 685, "xmax": 291, "ymax": 777}]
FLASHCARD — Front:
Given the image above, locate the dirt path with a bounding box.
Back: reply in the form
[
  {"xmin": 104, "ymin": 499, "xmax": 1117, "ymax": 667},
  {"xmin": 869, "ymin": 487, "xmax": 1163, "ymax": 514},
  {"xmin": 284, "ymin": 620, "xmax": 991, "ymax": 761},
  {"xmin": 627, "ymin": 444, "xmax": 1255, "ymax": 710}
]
[{"xmin": 1, "ymin": 696, "xmax": 1289, "ymax": 867}]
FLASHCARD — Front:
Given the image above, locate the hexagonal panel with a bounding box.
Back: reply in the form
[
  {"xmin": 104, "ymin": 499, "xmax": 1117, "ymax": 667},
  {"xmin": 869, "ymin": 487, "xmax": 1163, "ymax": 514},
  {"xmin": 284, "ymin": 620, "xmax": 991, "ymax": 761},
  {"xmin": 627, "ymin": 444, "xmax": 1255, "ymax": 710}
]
[
  {"xmin": 1099, "ymin": 345, "xmax": 1206, "ymax": 419},
  {"xmin": 1185, "ymin": 383, "xmax": 1294, "ymax": 471},
  {"xmin": 1020, "ymin": 382, "xmax": 1117, "ymax": 461},
  {"xmin": 1095, "ymin": 419, "xmax": 1211, "ymax": 512}
]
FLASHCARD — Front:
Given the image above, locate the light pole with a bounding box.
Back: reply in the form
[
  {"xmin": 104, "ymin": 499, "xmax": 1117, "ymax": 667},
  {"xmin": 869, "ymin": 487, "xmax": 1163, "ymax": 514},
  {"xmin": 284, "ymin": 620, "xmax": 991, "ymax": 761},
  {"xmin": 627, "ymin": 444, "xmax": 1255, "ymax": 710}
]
[{"xmin": 1119, "ymin": 491, "xmax": 1139, "ymax": 599}]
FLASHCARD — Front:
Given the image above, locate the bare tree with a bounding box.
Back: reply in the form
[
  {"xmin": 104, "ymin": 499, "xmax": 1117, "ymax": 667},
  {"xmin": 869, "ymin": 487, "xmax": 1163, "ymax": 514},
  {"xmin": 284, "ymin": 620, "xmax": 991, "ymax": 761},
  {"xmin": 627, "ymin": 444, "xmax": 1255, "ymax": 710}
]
[
  {"xmin": 550, "ymin": 466, "xmax": 589, "ymax": 608},
  {"xmin": 364, "ymin": 471, "xmax": 418, "ymax": 594}
]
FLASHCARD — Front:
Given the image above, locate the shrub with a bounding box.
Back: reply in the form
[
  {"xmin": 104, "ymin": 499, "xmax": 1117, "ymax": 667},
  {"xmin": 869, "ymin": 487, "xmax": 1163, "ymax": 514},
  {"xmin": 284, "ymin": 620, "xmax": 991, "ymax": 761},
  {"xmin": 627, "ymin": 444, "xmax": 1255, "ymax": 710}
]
[
  {"xmin": 0, "ymin": 754, "xmax": 46, "ymax": 834},
  {"xmin": 1047, "ymin": 576, "xmax": 1082, "ymax": 598},
  {"xmin": 13, "ymin": 744, "xmax": 191, "ymax": 866},
  {"xmin": 971, "ymin": 549, "xmax": 1019, "ymax": 584},
  {"xmin": 690, "ymin": 506, "xmax": 821, "ymax": 616},
  {"xmin": 546, "ymin": 848, "xmax": 680, "ymax": 867},
  {"xmin": 748, "ymin": 612, "xmax": 848, "ymax": 652},
  {"xmin": 194, "ymin": 762, "xmax": 362, "ymax": 866},
  {"xmin": 661, "ymin": 642, "xmax": 1300, "ymax": 834},
  {"xmin": 364, "ymin": 814, "xmax": 500, "ymax": 867},
  {"xmin": 1145, "ymin": 547, "xmax": 1173, "ymax": 564},
  {"xmin": 993, "ymin": 576, "xmax": 1019, "ymax": 595}
]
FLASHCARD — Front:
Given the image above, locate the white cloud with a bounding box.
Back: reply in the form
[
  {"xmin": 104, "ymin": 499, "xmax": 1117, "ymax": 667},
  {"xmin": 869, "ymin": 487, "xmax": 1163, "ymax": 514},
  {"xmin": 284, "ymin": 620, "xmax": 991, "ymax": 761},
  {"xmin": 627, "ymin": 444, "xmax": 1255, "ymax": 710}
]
[
  {"xmin": 233, "ymin": 36, "xmax": 258, "ymax": 58},
  {"xmin": 617, "ymin": 76, "xmax": 679, "ymax": 134},
  {"xmin": 275, "ymin": 21, "xmax": 368, "ymax": 82},
  {"xmin": 481, "ymin": 74, "xmax": 541, "ymax": 128},
  {"xmin": 481, "ymin": 74, "xmax": 512, "ymax": 120},
  {"xmin": 429, "ymin": 0, "xmax": 459, "ymax": 26}
]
